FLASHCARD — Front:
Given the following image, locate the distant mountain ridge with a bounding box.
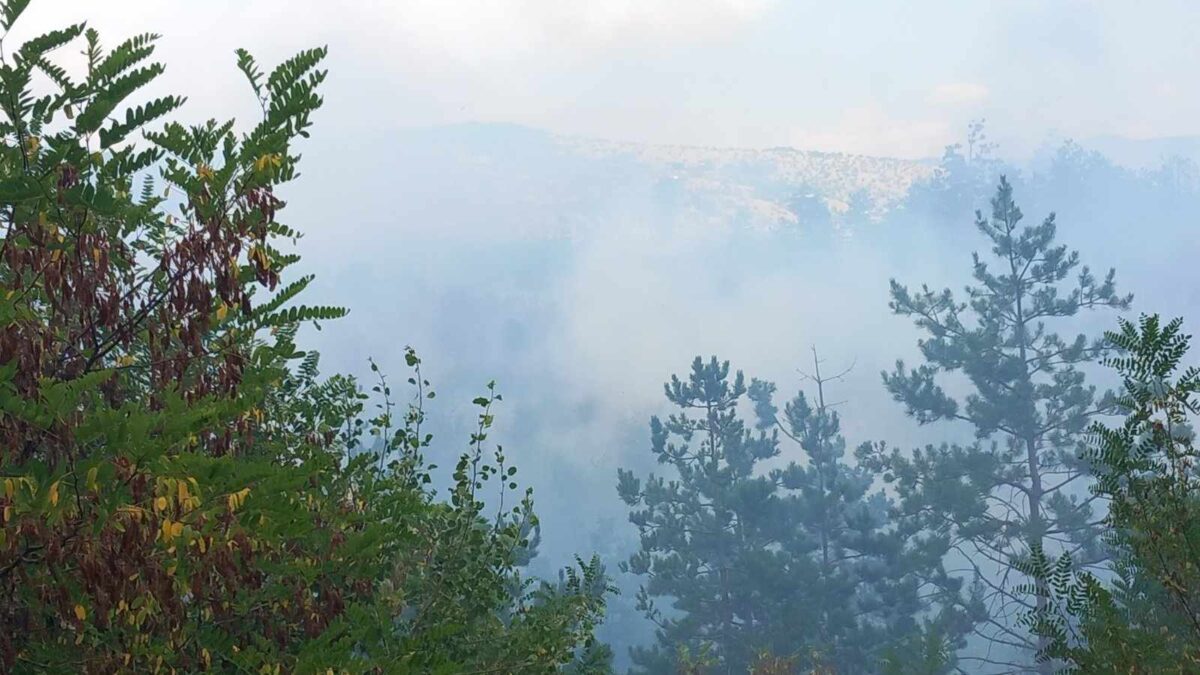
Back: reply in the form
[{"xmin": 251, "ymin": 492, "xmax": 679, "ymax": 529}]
[
  {"xmin": 1080, "ymin": 134, "xmax": 1200, "ymax": 170},
  {"xmin": 377, "ymin": 124, "xmax": 1200, "ymax": 240},
  {"xmin": 557, "ymin": 133, "xmax": 939, "ymax": 224},
  {"xmin": 383, "ymin": 123, "xmax": 941, "ymax": 233}
]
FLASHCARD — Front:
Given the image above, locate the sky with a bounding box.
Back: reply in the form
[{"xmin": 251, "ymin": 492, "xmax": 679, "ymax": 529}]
[{"xmin": 20, "ymin": 0, "xmax": 1200, "ymax": 159}]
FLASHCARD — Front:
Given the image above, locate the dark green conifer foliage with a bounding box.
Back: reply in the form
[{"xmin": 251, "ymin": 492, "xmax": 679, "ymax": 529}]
[
  {"xmin": 751, "ymin": 350, "xmax": 974, "ymax": 673},
  {"xmin": 618, "ymin": 356, "xmax": 780, "ymax": 673},
  {"xmin": 619, "ymin": 355, "xmax": 966, "ymax": 674},
  {"xmin": 861, "ymin": 177, "xmax": 1132, "ymax": 671}
]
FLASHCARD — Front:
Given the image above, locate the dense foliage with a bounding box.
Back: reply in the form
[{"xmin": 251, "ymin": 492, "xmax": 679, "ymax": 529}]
[
  {"xmin": 0, "ymin": 4, "xmax": 608, "ymax": 672},
  {"xmin": 1021, "ymin": 315, "xmax": 1200, "ymax": 673},
  {"xmin": 617, "ymin": 355, "xmax": 969, "ymax": 674}
]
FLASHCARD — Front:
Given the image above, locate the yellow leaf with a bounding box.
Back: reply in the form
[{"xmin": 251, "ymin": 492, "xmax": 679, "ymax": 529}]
[
  {"xmin": 48, "ymin": 481, "xmax": 59, "ymax": 507},
  {"xmin": 178, "ymin": 481, "xmax": 189, "ymax": 503},
  {"xmin": 161, "ymin": 519, "xmax": 173, "ymax": 541},
  {"xmin": 215, "ymin": 303, "xmax": 228, "ymax": 321},
  {"xmin": 74, "ymin": 604, "xmax": 86, "ymax": 621},
  {"xmin": 228, "ymin": 487, "xmax": 251, "ymax": 512},
  {"xmin": 118, "ymin": 505, "xmax": 145, "ymax": 521},
  {"xmin": 2, "ymin": 506, "xmax": 10, "ymax": 523},
  {"xmin": 92, "ymin": 247, "xmax": 102, "ymax": 265},
  {"xmin": 4, "ymin": 478, "xmax": 12, "ymax": 499},
  {"xmin": 170, "ymin": 521, "xmax": 183, "ymax": 538},
  {"xmin": 155, "ymin": 496, "xmax": 168, "ymax": 512},
  {"xmin": 86, "ymin": 467, "xmax": 99, "ymax": 491}
]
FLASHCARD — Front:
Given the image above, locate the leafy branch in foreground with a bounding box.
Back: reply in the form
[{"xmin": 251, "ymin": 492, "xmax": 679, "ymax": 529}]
[
  {"xmin": 0, "ymin": 3, "xmax": 610, "ymax": 672},
  {"xmin": 1019, "ymin": 314, "xmax": 1200, "ymax": 673}
]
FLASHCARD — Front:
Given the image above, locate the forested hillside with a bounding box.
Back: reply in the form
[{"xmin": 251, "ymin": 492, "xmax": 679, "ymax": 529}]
[{"xmin": 3, "ymin": 1, "xmax": 1199, "ymax": 673}]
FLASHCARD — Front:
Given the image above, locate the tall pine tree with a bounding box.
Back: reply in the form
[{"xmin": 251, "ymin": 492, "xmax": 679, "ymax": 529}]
[
  {"xmin": 861, "ymin": 177, "xmax": 1131, "ymax": 672},
  {"xmin": 618, "ymin": 357, "xmax": 781, "ymax": 673}
]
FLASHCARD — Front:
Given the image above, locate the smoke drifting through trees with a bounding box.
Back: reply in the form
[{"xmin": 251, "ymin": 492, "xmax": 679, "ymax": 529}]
[{"xmin": 4, "ymin": 1, "xmax": 1200, "ymax": 671}]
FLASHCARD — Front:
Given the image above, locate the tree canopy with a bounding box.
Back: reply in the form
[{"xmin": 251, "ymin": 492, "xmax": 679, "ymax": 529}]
[{"xmin": 0, "ymin": 5, "xmax": 609, "ymax": 672}]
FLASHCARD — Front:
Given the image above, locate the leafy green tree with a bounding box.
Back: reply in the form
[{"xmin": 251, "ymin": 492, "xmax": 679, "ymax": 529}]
[
  {"xmin": 906, "ymin": 120, "xmax": 1006, "ymax": 226},
  {"xmin": 0, "ymin": 4, "xmax": 609, "ymax": 672},
  {"xmin": 860, "ymin": 177, "xmax": 1131, "ymax": 671},
  {"xmin": 618, "ymin": 356, "xmax": 966, "ymax": 674},
  {"xmin": 1020, "ymin": 315, "xmax": 1200, "ymax": 673}
]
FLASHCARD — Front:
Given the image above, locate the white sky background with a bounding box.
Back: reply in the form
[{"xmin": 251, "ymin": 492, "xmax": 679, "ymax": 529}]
[{"xmin": 19, "ymin": 0, "xmax": 1200, "ymax": 159}]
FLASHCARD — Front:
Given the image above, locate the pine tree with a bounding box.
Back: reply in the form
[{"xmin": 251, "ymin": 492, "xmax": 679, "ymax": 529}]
[
  {"xmin": 860, "ymin": 177, "xmax": 1132, "ymax": 672},
  {"xmin": 618, "ymin": 355, "xmax": 967, "ymax": 674},
  {"xmin": 618, "ymin": 357, "xmax": 781, "ymax": 673},
  {"xmin": 749, "ymin": 349, "xmax": 974, "ymax": 673}
]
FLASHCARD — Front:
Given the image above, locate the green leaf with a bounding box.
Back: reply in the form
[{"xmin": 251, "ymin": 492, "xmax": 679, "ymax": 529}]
[
  {"xmin": 0, "ymin": 0, "xmax": 31, "ymax": 30},
  {"xmin": 98, "ymin": 95, "xmax": 185, "ymax": 148},
  {"xmin": 76, "ymin": 63, "xmax": 165, "ymax": 134}
]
